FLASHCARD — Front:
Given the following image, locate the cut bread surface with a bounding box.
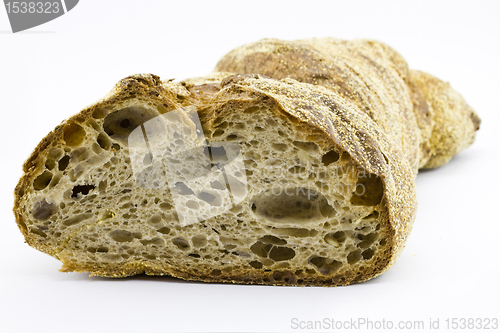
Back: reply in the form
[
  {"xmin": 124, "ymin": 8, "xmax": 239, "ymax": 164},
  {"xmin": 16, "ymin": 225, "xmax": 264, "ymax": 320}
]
[{"xmin": 15, "ymin": 73, "xmax": 401, "ymax": 286}]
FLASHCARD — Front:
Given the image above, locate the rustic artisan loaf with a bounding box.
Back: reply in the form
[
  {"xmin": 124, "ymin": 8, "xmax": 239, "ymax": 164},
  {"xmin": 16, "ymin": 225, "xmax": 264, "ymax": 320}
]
[{"xmin": 14, "ymin": 38, "xmax": 479, "ymax": 286}]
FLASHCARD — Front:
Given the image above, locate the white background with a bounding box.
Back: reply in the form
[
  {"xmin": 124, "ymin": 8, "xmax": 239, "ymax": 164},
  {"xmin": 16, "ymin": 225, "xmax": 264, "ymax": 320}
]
[{"xmin": 1, "ymin": 1, "xmax": 499, "ymax": 332}]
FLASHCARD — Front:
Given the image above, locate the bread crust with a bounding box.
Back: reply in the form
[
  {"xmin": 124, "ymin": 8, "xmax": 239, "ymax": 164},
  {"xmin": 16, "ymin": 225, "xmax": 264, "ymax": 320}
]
[
  {"xmin": 410, "ymin": 70, "xmax": 480, "ymax": 168},
  {"xmin": 215, "ymin": 38, "xmax": 480, "ymax": 170}
]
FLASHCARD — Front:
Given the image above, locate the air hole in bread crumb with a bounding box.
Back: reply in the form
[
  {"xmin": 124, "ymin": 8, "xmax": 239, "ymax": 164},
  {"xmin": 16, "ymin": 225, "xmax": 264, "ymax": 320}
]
[
  {"xmin": 159, "ymin": 202, "xmax": 172, "ymax": 210},
  {"xmin": 120, "ymin": 119, "xmax": 130, "ymax": 128},
  {"xmin": 157, "ymin": 226, "xmax": 170, "ymax": 235},
  {"xmin": 91, "ymin": 142, "xmax": 102, "ymax": 154},
  {"xmin": 45, "ymin": 158, "xmax": 56, "ymax": 170},
  {"xmin": 63, "ymin": 122, "xmax": 86, "ymax": 147},
  {"xmin": 249, "ymin": 260, "xmax": 263, "ymax": 269},
  {"xmin": 218, "ymin": 121, "xmax": 229, "ymax": 129},
  {"xmin": 350, "ymin": 173, "xmax": 384, "ymax": 206},
  {"xmin": 98, "ymin": 180, "xmax": 107, "ymax": 193},
  {"xmin": 250, "ymin": 241, "xmax": 272, "ymax": 257},
  {"xmin": 293, "ymin": 141, "xmax": 319, "ymax": 152},
  {"xmin": 172, "ymin": 237, "xmax": 190, "ymax": 251},
  {"xmin": 71, "ymin": 184, "xmax": 96, "ymax": 198},
  {"xmin": 30, "ymin": 227, "xmax": 47, "ymax": 238},
  {"xmin": 140, "ymin": 237, "xmax": 165, "ymax": 246},
  {"xmin": 358, "ymin": 232, "xmax": 378, "ymax": 249},
  {"xmin": 109, "ymin": 229, "xmax": 135, "ymax": 242},
  {"xmin": 272, "ymin": 143, "xmax": 288, "ymax": 151},
  {"xmin": 322, "ymin": 150, "xmax": 340, "ymax": 166},
  {"xmin": 213, "ymin": 116, "xmax": 224, "ymax": 126},
  {"xmin": 97, "ymin": 133, "xmax": 112, "ymax": 150},
  {"xmin": 198, "ymin": 191, "xmax": 222, "ymax": 206},
  {"xmin": 362, "ymin": 248, "xmax": 375, "ymax": 260},
  {"xmin": 191, "ymin": 234, "xmax": 207, "ymax": 248},
  {"xmin": 254, "ymin": 126, "xmax": 264, "ymax": 132},
  {"xmin": 259, "ymin": 235, "xmax": 287, "ymax": 245},
  {"xmin": 172, "ymin": 182, "xmax": 194, "ymax": 195},
  {"xmin": 212, "ymin": 129, "xmax": 225, "ymax": 137},
  {"xmin": 347, "ymin": 249, "xmax": 362, "ymax": 264},
  {"xmin": 103, "ymin": 106, "xmax": 158, "ymax": 146},
  {"xmin": 32, "ymin": 199, "xmax": 57, "ymax": 220},
  {"xmin": 33, "ymin": 171, "xmax": 53, "ymax": 190},
  {"xmin": 92, "ymin": 108, "xmax": 107, "ymax": 119},
  {"xmin": 49, "ymin": 172, "xmax": 62, "ymax": 187},
  {"xmin": 269, "ymin": 246, "xmax": 295, "ymax": 261},
  {"xmin": 251, "ymin": 188, "xmax": 334, "ymax": 224},
  {"xmin": 324, "ymin": 231, "xmax": 346, "ymax": 247},
  {"xmin": 309, "ymin": 256, "xmax": 342, "ymax": 275}
]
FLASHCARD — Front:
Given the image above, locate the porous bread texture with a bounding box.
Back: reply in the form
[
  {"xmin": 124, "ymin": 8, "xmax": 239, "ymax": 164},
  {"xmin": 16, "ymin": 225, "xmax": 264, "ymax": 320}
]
[
  {"xmin": 215, "ymin": 38, "xmax": 480, "ymax": 170},
  {"xmin": 14, "ymin": 73, "xmax": 415, "ymax": 286},
  {"xmin": 14, "ymin": 38, "xmax": 480, "ymax": 286}
]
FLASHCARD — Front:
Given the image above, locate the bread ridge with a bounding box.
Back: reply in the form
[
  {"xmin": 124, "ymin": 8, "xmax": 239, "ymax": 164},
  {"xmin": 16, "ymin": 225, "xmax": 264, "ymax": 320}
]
[{"xmin": 215, "ymin": 37, "xmax": 480, "ymax": 170}]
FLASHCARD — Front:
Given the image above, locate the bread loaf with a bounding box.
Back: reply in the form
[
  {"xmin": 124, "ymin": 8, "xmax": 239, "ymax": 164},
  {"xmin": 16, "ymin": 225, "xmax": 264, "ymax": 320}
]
[{"xmin": 13, "ymin": 38, "xmax": 479, "ymax": 286}]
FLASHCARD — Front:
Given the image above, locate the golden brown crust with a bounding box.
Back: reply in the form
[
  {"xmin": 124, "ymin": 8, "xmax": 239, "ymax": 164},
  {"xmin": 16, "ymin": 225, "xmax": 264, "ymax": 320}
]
[
  {"xmin": 407, "ymin": 76, "xmax": 433, "ymax": 167},
  {"xmin": 215, "ymin": 38, "xmax": 480, "ymax": 171},
  {"xmin": 410, "ymin": 70, "xmax": 480, "ymax": 169}
]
